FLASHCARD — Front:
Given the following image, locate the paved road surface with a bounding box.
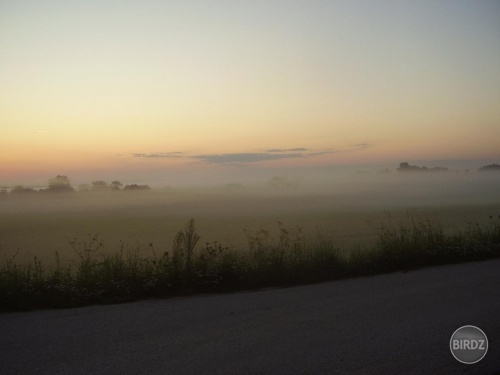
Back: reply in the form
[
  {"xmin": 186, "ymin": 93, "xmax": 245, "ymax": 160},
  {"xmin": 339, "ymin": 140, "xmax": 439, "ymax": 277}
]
[{"xmin": 1, "ymin": 259, "xmax": 500, "ymax": 374}]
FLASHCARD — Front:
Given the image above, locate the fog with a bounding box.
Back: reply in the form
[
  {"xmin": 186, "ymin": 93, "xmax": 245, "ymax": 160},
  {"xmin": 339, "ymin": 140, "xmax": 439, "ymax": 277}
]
[
  {"xmin": 1, "ymin": 169, "xmax": 499, "ymax": 265},
  {"xmin": 3, "ymin": 168, "xmax": 499, "ymax": 211}
]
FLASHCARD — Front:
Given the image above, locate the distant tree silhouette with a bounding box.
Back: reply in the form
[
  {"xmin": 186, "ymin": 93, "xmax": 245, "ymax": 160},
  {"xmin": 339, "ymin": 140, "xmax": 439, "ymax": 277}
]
[
  {"xmin": 478, "ymin": 163, "xmax": 500, "ymax": 172},
  {"xmin": 397, "ymin": 162, "xmax": 447, "ymax": 172},
  {"xmin": 110, "ymin": 181, "xmax": 123, "ymax": 191},
  {"xmin": 92, "ymin": 181, "xmax": 109, "ymax": 191},
  {"xmin": 123, "ymin": 184, "xmax": 151, "ymax": 191},
  {"xmin": 11, "ymin": 185, "xmax": 37, "ymax": 194},
  {"xmin": 47, "ymin": 175, "xmax": 74, "ymax": 192},
  {"xmin": 398, "ymin": 162, "xmax": 420, "ymax": 171}
]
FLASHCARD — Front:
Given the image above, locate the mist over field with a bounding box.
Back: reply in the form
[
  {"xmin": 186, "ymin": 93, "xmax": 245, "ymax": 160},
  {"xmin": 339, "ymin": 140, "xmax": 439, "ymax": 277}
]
[
  {"xmin": 1, "ymin": 168, "xmax": 499, "ymax": 266},
  {"xmin": 2, "ymin": 2, "xmax": 500, "ymax": 372},
  {"xmin": 2, "ymin": 0, "xmax": 499, "ymax": 270}
]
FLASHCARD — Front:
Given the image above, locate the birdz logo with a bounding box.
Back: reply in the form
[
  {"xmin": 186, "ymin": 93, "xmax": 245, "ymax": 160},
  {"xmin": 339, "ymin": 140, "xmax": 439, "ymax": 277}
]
[{"xmin": 450, "ymin": 325, "xmax": 488, "ymax": 364}]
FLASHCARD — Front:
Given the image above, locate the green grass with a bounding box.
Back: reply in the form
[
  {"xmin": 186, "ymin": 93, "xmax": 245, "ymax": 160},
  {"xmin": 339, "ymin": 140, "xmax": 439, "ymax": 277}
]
[{"xmin": 1, "ymin": 216, "xmax": 500, "ymax": 311}]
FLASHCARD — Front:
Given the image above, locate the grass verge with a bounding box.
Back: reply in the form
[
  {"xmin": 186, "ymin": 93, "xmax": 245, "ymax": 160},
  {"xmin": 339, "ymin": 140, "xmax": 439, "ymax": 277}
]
[{"xmin": 1, "ymin": 215, "xmax": 500, "ymax": 311}]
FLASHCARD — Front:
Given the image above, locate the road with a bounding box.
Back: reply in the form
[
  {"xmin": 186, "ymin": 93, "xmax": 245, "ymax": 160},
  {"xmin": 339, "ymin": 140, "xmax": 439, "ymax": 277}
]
[{"xmin": 1, "ymin": 259, "xmax": 500, "ymax": 374}]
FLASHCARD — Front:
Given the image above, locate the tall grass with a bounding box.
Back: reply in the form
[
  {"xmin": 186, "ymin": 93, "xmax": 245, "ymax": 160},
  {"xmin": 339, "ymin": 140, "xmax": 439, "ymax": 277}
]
[
  {"xmin": 348, "ymin": 213, "xmax": 500, "ymax": 274},
  {"xmin": 1, "ymin": 216, "xmax": 499, "ymax": 311}
]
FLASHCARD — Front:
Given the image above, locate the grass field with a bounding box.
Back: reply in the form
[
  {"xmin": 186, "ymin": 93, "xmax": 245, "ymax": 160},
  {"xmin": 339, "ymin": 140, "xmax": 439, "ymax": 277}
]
[
  {"xmin": 1, "ymin": 179, "xmax": 500, "ymax": 311},
  {"xmin": 1, "ymin": 179, "xmax": 499, "ymax": 264}
]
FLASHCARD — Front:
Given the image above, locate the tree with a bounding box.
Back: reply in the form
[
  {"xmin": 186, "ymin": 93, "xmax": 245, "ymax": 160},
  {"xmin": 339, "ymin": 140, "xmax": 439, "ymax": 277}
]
[
  {"xmin": 91, "ymin": 181, "xmax": 108, "ymax": 191},
  {"xmin": 397, "ymin": 162, "xmax": 447, "ymax": 173},
  {"xmin": 48, "ymin": 175, "xmax": 74, "ymax": 192},
  {"xmin": 110, "ymin": 181, "xmax": 123, "ymax": 191},
  {"xmin": 123, "ymin": 184, "xmax": 151, "ymax": 191},
  {"xmin": 11, "ymin": 185, "xmax": 37, "ymax": 194},
  {"xmin": 478, "ymin": 163, "xmax": 500, "ymax": 172}
]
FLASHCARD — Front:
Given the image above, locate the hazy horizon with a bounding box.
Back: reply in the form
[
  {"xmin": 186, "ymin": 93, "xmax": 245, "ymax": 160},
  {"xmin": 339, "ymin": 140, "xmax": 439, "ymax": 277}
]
[{"xmin": 1, "ymin": 158, "xmax": 498, "ymax": 189}]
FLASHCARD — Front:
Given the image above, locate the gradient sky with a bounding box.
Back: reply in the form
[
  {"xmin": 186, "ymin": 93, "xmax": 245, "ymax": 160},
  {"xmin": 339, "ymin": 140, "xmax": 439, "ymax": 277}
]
[{"xmin": 1, "ymin": 0, "xmax": 500, "ymax": 185}]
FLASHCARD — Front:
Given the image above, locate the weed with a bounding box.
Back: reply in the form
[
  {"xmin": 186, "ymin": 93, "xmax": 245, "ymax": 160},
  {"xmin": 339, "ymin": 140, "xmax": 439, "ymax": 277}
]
[{"xmin": 1, "ymin": 215, "xmax": 499, "ymax": 311}]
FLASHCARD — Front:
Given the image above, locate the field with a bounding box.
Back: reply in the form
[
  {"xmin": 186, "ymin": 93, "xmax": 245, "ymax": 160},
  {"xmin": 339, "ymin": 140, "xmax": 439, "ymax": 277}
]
[
  {"xmin": 2, "ymin": 173, "xmax": 500, "ymax": 310},
  {"xmin": 1, "ymin": 173, "xmax": 499, "ymax": 265}
]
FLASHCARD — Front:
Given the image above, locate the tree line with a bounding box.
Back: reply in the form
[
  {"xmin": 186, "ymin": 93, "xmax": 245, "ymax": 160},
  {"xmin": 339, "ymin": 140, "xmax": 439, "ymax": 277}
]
[{"xmin": 1, "ymin": 175, "xmax": 151, "ymax": 195}]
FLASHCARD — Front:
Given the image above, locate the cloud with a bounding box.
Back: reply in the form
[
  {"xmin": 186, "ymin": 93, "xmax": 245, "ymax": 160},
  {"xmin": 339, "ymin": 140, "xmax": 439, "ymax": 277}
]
[
  {"xmin": 193, "ymin": 153, "xmax": 304, "ymax": 164},
  {"xmin": 130, "ymin": 145, "xmax": 367, "ymax": 165},
  {"xmin": 266, "ymin": 148, "xmax": 309, "ymax": 152},
  {"xmin": 133, "ymin": 152, "xmax": 183, "ymax": 158},
  {"xmin": 305, "ymin": 150, "xmax": 336, "ymax": 157}
]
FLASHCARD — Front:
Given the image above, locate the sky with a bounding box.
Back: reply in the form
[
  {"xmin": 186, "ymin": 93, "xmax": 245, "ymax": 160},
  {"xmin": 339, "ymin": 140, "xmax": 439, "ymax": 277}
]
[{"xmin": 1, "ymin": 0, "xmax": 500, "ymax": 186}]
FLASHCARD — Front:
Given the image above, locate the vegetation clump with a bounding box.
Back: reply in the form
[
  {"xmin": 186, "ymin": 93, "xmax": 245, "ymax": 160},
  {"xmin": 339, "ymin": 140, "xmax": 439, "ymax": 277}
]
[
  {"xmin": 3, "ymin": 175, "xmax": 150, "ymax": 194},
  {"xmin": 478, "ymin": 163, "xmax": 500, "ymax": 172},
  {"xmin": 397, "ymin": 162, "xmax": 448, "ymax": 173},
  {"xmin": 47, "ymin": 175, "xmax": 75, "ymax": 193},
  {"xmin": 10, "ymin": 185, "xmax": 38, "ymax": 194},
  {"xmin": 1, "ymin": 216, "xmax": 499, "ymax": 311},
  {"xmin": 123, "ymin": 184, "xmax": 151, "ymax": 191}
]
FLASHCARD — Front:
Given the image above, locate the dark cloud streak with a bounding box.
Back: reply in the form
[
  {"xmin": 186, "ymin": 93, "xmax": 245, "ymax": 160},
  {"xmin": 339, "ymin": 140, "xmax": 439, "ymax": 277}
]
[
  {"xmin": 305, "ymin": 150, "xmax": 336, "ymax": 157},
  {"xmin": 266, "ymin": 148, "xmax": 309, "ymax": 152},
  {"xmin": 130, "ymin": 144, "xmax": 369, "ymax": 164},
  {"xmin": 193, "ymin": 153, "xmax": 304, "ymax": 164},
  {"xmin": 133, "ymin": 152, "xmax": 183, "ymax": 158}
]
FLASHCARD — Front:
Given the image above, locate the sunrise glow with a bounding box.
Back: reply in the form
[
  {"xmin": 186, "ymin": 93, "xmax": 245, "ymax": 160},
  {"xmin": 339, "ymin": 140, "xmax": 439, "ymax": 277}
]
[{"xmin": 1, "ymin": 1, "xmax": 499, "ymax": 185}]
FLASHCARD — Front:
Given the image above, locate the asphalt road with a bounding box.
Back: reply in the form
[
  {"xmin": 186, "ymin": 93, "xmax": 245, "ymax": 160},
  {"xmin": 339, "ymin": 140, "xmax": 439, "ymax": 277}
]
[{"xmin": 1, "ymin": 259, "xmax": 500, "ymax": 374}]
